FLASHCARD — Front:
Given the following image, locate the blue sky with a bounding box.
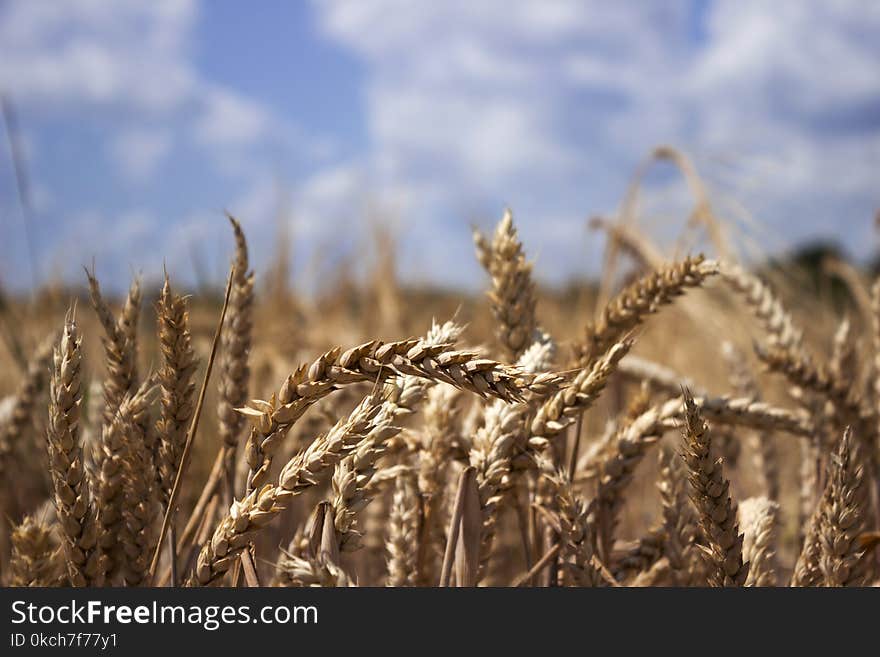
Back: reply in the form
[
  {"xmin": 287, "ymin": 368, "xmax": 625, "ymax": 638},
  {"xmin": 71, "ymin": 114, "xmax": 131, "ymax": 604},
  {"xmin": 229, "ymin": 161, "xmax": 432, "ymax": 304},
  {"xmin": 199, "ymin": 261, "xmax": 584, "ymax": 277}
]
[{"xmin": 0, "ymin": 0, "xmax": 878, "ymax": 292}]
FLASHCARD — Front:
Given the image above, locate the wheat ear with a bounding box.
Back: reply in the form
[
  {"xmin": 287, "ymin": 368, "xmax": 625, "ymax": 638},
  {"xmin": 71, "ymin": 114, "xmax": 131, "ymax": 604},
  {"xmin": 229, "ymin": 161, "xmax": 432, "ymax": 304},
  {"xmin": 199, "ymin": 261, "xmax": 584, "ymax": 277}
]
[
  {"xmin": 47, "ymin": 311, "xmax": 105, "ymax": 586},
  {"xmin": 720, "ymin": 263, "xmax": 804, "ymax": 351},
  {"xmin": 681, "ymin": 392, "xmax": 748, "ymax": 587},
  {"xmin": 155, "ymin": 275, "xmax": 197, "ymax": 508},
  {"xmin": 385, "ymin": 471, "xmax": 419, "ymax": 586},
  {"xmin": 536, "ymin": 454, "xmax": 602, "ymax": 586},
  {"xmin": 241, "ymin": 328, "xmax": 552, "ymax": 491},
  {"xmin": 190, "ymin": 394, "xmax": 399, "ymax": 585},
  {"xmin": 218, "ymin": 215, "xmax": 255, "ymax": 501},
  {"xmin": 481, "ymin": 209, "xmax": 538, "ymax": 360},
  {"xmin": 0, "ymin": 333, "xmax": 54, "ymax": 493},
  {"xmin": 815, "ymin": 428, "xmax": 872, "ymax": 586},
  {"xmin": 576, "ymin": 256, "xmax": 718, "ymax": 366},
  {"xmin": 738, "ymin": 496, "xmax": 780, "ymax": 587},
  {"xmin": 8, "ymin": 512, "xmax": 64, "ymax": 587},
  {"xmin": 85, "ymin": 270, "xmax": 138, "ymax": 428},
  {"xmin": 657, "ymin": 446, "xmax": 697, "ymax": 586}
]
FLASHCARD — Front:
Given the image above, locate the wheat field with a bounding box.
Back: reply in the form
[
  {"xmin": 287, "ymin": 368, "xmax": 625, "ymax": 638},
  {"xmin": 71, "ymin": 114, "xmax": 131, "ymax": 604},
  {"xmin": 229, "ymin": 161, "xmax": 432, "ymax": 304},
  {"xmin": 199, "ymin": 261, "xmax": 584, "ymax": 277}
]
[{"xmin": 1, "ymin": 161, "xmax": 878, "ymax": 588}]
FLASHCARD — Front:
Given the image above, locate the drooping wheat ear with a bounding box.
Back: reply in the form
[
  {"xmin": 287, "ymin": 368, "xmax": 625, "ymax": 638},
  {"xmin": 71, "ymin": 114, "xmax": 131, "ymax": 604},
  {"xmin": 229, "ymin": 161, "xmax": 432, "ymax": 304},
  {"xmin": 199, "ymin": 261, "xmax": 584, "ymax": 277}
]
[
  {"xmin": 0, "ymin": 333, "xmax": 54, "ymax": 486},
  {"xmin": 386, "ymin": 470, "xmax": 419, "ymax": 586},
  {"xmin": 116, "ymin": 383, "xmax": 159, "ymax": 586},
  {"xmin": 326, "ymin": 322, "xmax": 465, "ymax": 552},
  {"xmin": 416, "ymin": 383, "xmax": 460, "ymax": 585},
  {"xmin": 531, "ymin": 339, "xmax": 633, "ymax": 447},
  {"xmin": 815, "ymin": 428, "xmax": 873, "ymax": 587},
  {"xmin": 47, "ymin": 312, "xmax": 105, "ymax": 586},
  {"xmin": 722, "ymin": 342, "xmax": 779, "ymax": 501},
  {"xmin": 293, "ymin": 324, "xmax": 461, "ymax": 555},
  {"xmin": 155, "ymin": 275, "xmax": 197, "ymax": 509},
  {"xmin": 756, "ymin": 343, "xmax": 871, "ymax": 435},
  {"xmin": 190, "ymin": 394, "xmax": 400, "ymax": 585},
  {"xmin": 94, "ymin": 381, "xmax": 154, "ymax": 581},
  {"xmin": 738, "ymin": 496, "xmax": 780, "ymax": 587},
  {"xmin": 536, "ymin": 454, "xmax": 602, "ymax": 586},
  {"xmin": 275, "ymin": 553, "xmax": 355, "ymax": 587},
  {"xmin": 241, "ymin": 326, "xmax": 548, "ymax": 491},
  {"xmin": 657, "ymin": 446, "xmax": 697, "ymax": 586},
  {"xmin": 86, "ymin": 270, "xmax": 138, "ymax": 428},
  {"xmin": 218, "ymin": 216, "xmax": 255, "ymax": 497},
  {"xmin": 8, "ymin": 513, "xmax": 64, "ymax": 587},
  {"xmin": 481, "ymin": 209, "xmax": 538, "ymax": 361},
  {"xmin": 720, "ymin": 263, "xmax": 804, "ymax": 351},
  {"xmin": 681, "ymin": 392, "xmax": 748, "ymax": 587},
  {"xmin": 575, "ymin": 256, "xmax": 718, "ymax": 366}
]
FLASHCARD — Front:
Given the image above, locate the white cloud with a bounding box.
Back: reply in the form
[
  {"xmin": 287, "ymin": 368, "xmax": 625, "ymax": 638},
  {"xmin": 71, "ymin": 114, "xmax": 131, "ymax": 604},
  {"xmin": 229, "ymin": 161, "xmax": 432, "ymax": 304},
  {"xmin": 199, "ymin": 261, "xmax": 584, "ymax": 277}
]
[
  {"xmin": 314, "ymin": 0, "xmax": 880, "ymax": 282},
  {"xmin": 194, "ymin": 87, "xmax": 271, "ymax": 147},
  {"xmin": 0, "ymin": 0, "xmax": 198, "ymax": 113},
  {"xmin": 0, "ymin": 1, "xmax": 293, "ymax": 163},
  {"xmin": 109, "ymin": 128, "xmax": 172, "ymax": 181}
]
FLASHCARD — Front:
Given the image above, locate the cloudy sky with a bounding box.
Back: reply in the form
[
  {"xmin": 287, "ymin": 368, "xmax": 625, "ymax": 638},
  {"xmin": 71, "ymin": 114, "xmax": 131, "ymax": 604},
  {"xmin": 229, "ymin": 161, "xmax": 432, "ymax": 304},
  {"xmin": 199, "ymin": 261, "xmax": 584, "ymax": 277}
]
[{"xmin": 0, "ymin": 0, "xmax": 878, "ymax": 292}]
